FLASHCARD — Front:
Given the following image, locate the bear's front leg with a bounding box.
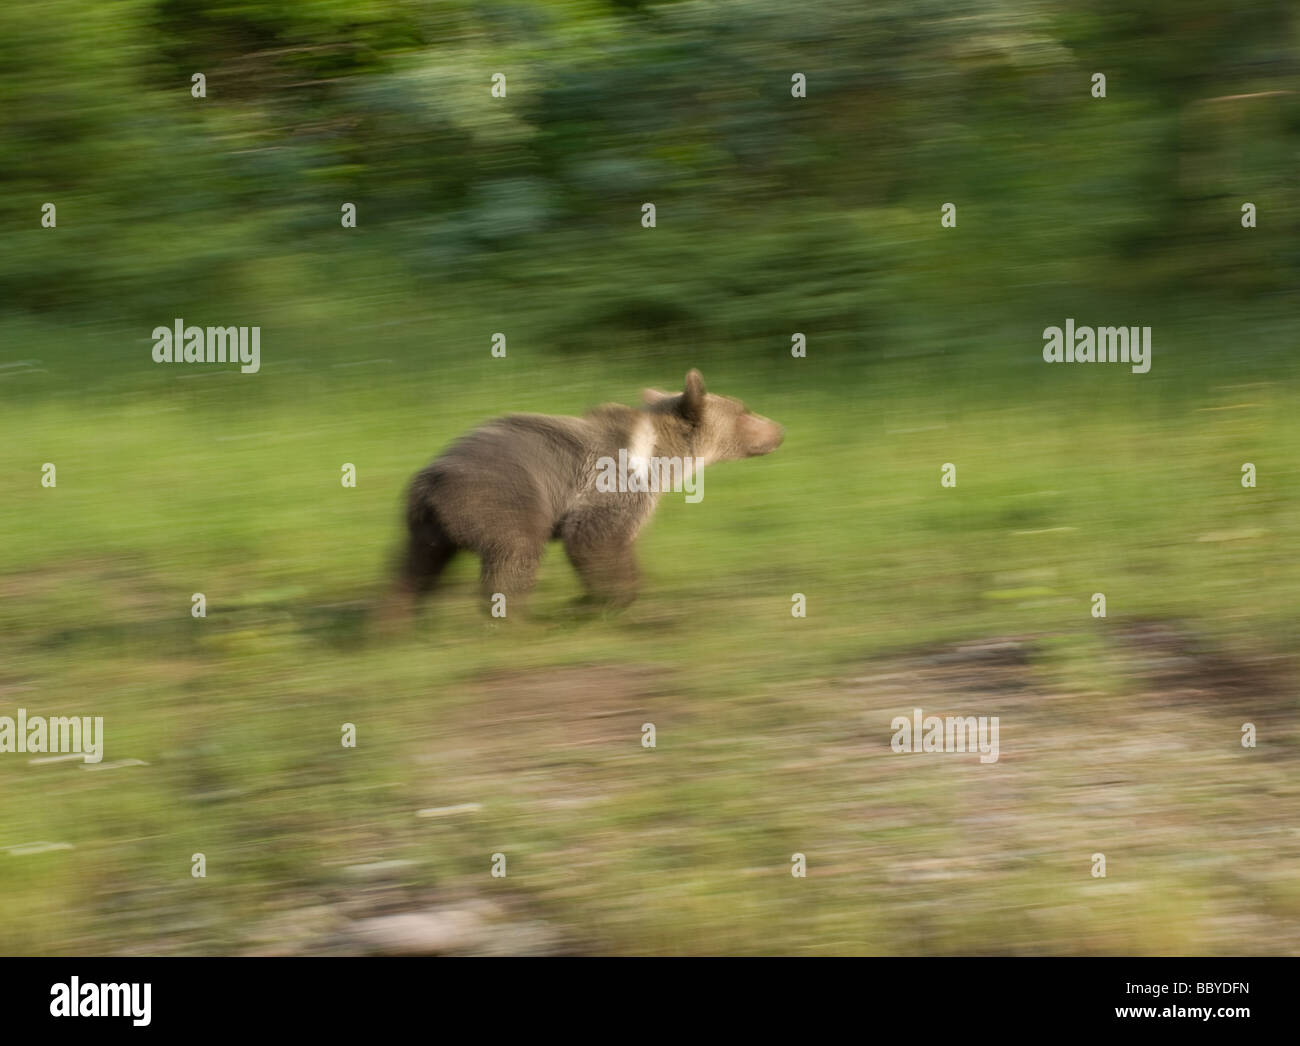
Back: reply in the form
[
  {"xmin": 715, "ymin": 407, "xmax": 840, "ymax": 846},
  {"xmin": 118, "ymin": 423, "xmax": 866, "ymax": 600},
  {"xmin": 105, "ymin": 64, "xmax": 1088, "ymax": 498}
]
[
  {"xmin": 562, "ymin": 532, "xmax": 640, "ymax": 609},
  {"xmin": 478, "ymin": 539, "xmax": 543, "ymax": 618}
]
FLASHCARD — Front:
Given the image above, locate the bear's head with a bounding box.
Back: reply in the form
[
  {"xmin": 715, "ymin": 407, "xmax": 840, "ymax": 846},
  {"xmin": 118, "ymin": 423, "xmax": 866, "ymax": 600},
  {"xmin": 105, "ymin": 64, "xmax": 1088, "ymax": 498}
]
[{"xmin": 643, "ymin": 369, "xmax": 784, "ymax": 463}]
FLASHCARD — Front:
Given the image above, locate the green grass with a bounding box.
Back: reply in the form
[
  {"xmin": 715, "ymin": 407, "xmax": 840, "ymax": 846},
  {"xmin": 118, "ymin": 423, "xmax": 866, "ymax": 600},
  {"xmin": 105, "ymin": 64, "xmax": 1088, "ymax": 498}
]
[{"xmin": 1, "ymin": 291, "xmax": 1297, "ymax": 955}]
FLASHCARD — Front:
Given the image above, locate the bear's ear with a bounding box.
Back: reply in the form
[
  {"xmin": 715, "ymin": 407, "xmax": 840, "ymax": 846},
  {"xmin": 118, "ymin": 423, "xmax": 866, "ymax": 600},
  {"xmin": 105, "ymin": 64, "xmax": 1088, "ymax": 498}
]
[
  {"xmin": 681, "ymin": 369, "xmax": 706, "ymax": 422},
  {"xmin": 642, "ymin": 387, "xmax": 671, "ymax": 405}
]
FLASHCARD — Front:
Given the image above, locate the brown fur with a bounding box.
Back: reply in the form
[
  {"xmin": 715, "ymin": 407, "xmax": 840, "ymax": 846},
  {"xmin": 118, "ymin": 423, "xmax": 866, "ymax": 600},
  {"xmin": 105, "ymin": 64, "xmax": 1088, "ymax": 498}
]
[{"xmin": 393, "ymin": 370, "xmax": 783, "ymax": 616}]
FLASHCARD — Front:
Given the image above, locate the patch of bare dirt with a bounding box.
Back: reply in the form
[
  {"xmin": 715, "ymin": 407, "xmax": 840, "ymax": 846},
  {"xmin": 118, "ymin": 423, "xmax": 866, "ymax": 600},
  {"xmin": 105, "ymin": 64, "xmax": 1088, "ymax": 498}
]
[
  {"xmin": 1115, "ymin": 619, "xmax": 1296, "ymax": 714},
  {"xmin": 456, "ymin": 663, "xmax": 676, "ymax": 751}
]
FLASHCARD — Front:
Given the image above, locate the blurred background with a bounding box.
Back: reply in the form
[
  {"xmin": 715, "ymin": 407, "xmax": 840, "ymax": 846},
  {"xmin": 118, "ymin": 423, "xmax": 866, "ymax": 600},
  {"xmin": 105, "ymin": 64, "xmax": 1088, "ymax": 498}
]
[{"xmin": 1, "ymin": 0, "xmax": 1298, "ymax": 955}]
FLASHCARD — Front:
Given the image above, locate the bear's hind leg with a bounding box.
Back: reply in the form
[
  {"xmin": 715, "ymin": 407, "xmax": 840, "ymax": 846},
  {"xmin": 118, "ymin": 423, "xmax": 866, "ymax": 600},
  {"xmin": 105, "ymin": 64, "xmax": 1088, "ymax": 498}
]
[
  {"xmin": 402, "ymin": 524, "xmax": 458, "ymax": 599},
  {"xmin": 377, "ymin": 506, "xmax": 458, "ymax": 633}
]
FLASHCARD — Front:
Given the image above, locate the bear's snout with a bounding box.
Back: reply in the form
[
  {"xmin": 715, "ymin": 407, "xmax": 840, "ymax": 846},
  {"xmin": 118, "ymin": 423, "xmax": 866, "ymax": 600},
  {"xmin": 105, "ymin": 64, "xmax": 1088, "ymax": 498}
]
[{"xmin": 740, "ymin": 413, "xmax": 784, "ymax": 456}]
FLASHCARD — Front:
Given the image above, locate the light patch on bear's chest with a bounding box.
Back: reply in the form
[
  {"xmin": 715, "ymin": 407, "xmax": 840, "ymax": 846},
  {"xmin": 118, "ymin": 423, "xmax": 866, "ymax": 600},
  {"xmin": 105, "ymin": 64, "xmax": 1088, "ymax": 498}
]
[{"xmin": 626, "ymin": 417, "xmax": 656, "ymax": 474}]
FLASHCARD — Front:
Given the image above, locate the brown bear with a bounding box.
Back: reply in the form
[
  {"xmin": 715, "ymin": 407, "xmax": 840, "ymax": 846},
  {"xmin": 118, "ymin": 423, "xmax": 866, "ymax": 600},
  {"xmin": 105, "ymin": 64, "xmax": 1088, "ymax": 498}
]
[{"xmin": 394, "ymin": 370, "xmax": 783, "ymax": 616}]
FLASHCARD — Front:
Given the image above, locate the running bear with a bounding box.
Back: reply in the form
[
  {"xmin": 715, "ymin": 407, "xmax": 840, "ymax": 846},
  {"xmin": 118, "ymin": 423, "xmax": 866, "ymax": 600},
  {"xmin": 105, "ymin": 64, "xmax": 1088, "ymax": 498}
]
[{"xmin": 397, "ymin": 369, "xmax": 783, "ymax": 614}]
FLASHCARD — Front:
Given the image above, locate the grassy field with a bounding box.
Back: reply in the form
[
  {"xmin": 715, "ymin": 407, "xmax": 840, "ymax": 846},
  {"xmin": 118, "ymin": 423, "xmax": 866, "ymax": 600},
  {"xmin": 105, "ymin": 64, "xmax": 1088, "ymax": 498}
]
[{"xmin": 2, "ymin": 288, "xmax": 1298, "ymax": 955}]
